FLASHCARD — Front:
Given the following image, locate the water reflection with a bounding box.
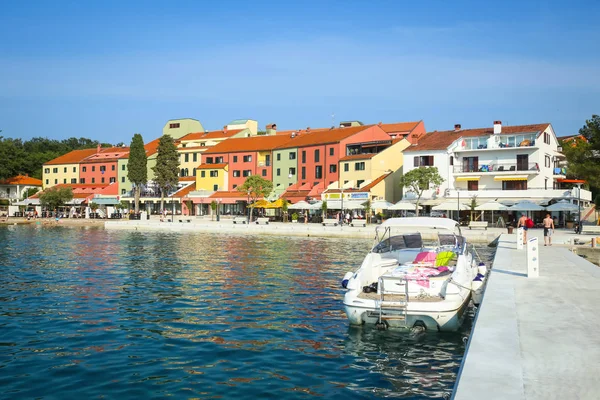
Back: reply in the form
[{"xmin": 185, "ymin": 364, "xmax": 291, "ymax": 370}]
[{"xmin": 0, "ymin": 225, "xmax": 486, "ymax": 399}]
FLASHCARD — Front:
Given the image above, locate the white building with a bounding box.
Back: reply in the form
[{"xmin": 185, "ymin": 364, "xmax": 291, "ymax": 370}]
[{"xmin": 402, "ymin": 121, "xmax": 592, "ymax": 209}]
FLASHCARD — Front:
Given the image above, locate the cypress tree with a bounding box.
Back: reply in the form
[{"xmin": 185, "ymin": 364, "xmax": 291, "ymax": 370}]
[
  {"xmin": 127, "ymin": 133, "xmax": 148, "ymax": 214},
  {"xmin": 152, "ymin": 134, "xmax": 180, "ymax": 212}
]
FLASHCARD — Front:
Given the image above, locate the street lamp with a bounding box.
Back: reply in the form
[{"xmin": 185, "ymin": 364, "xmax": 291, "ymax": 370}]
[
  {"xmin": 576, "ymin": 183, "xmax": 582, "ymax": 233},
  {"xmin": 340, "ymin": 187, "xmax": 344, "ymax": 226},
  {"xmin": 216, "ymin": 198, "xmax": 221, "ymax": 222},
  {"xmin": 247, "ymin": 189, "xmax": 251, "ymax": 223},
  {"xmin": 456, "ymin": 187, "xmax": 460, "ymax": 223}
]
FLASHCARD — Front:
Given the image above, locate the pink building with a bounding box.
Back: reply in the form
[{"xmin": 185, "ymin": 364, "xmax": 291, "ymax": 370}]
[{"xmin": 79, "ymin": 145, "xmax": 130, "ymax": 186}]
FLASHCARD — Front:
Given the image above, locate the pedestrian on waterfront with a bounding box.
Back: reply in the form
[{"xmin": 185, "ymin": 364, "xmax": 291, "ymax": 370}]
[
  {"xmin": 304, "ymin": 210, "xmax": 308, "ymax": 224},
  {"xmin": 543, "ymin": 213, "xmax": 555, "ymax": 246},
  {"xmin": 517, "ymin": 213, "xmax": 528, "ymax": 244}
]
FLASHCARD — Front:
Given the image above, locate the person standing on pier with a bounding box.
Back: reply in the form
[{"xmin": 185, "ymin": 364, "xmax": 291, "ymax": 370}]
[
  {"xmin": 543, "ymin": 213, "xmax": 555, "ymax": 246},
  {"xmin": 517, "ymin": 213, "xmax": 528, "ymax": 244}
]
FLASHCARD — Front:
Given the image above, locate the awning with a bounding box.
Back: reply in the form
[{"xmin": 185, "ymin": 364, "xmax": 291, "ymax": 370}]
[
  {"xmin": 494, "ymin": 175, "xmax": 528, "ymax": 181},
  {"xmin": 91, "ymin": 197, "xmax": 120, "ymax": 205},
  {"xmin": 456, "ymin": 176, "xmax": 480, "ymax": 181}
]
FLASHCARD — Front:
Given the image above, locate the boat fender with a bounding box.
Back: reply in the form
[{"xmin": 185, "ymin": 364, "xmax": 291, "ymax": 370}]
[
  {"xmin": 341, "ymin": 272, "xmax": 353, "ymax": 288},
  {"xmin": 477, "ymin": 263, "xmax": 487, "ymax": 275}
]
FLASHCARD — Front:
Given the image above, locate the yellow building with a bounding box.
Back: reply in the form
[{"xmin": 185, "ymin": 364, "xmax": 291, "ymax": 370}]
[
  {"xmin": 42, "ymin": 148, "xmax": 98, "ymax": 189},
  {"xmin": 162, "ymin": 118, "xmax": 205, "ymax": 140},
  {"xmin": 195, "ymin": 163, "xmax": 229, "ymax": 192}
]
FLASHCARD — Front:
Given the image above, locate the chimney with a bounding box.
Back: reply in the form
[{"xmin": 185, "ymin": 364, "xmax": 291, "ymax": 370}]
[
  {"xmin": 96, "ymin": 144, "xmax": 101, "ymax": 153},
  {"xmin": 493, "ymin": 120, "xmax": 502, "ymax": 134},
  {"xmin": 454, "ymin": 124, "xmax": 461, "ymax": 132},
  {"xmin": 378, "ymin": 121, "xmax": 382, "ymax": 126},
  {"xmin": 306, "ymin": 126, "xmax": 310, "ymax": 133},
  {"xmin": 223, "ymin": 125, "xmax": 228, "ymax": 133},
  {"xmin": 266, "ymin": 123, "xmax": 277, "ymax": 136}
]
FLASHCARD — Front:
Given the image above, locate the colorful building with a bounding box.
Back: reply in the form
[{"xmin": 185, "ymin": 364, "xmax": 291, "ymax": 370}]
[
  {"xmin": 0, "ymin": 175, "xmax": 43, "ymax": 202},
  {"xmin": 42, "ymin": 148, "xmax": 98, "ymax": 188},
  {"xmin": 379, "ymin": 121, "xmax": 426, "ymax": 144},
  {"xmin": 78, "ymin": 146, "xmax": 130, "ymax": 186}
]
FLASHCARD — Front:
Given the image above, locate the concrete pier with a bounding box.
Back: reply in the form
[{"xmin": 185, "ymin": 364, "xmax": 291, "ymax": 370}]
[{"xmin": 453, "ymin": 234, "xmax": 600, "ymax": 400}]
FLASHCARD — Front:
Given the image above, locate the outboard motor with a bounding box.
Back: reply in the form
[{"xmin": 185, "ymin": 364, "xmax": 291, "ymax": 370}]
[{"xmin": 341, "ymin": 272, "xmax": 353, "ymax": 289}]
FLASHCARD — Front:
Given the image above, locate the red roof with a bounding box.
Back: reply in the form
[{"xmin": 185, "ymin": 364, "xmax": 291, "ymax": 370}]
[
  {"xmin": 179, "ymin": 176, "xmax": 196, "ymax": 182},
  {"xmin": 208, "ymin": 190, "xmax": 248, "ymax": 199},
  {"xmin": 378, "ymin": 121, "xmax": 420, "ymax": 133},
  {"xmin": 31, "ymin": 183, "xmax": 112, "ymax": 198},
  {"xmin": 405, "ymin": 123, "xmax": 550, "ymax": 152},
  {"xmin": 171, "ymin": 184, "xmax": 196, "ymax": 198},
  {"xmin": 196, "ymin": 163, "xmax": 228, "ymax": 170},
  {"xmin": 83, "ymin": 147, "xmax": 130, "ymax": 163},
  {"xmin": 0, "ymin": 175, "xmax": 43, "ymax": 186},
  {"xmin": 275, "ymin": 125, "xmax": 374, "ymax": 149},
  {"xmin": 203, "ymin": 134, "xmax": 295, "ymax": 154},
  {"xmin": 44, "ymin": 148, "xmax": 99, "ymax": 165}
]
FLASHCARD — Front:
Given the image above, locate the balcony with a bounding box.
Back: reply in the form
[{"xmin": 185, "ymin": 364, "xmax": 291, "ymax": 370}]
[{"xmin": 453, "ymin": 162, "xmax": 540, "ymax": 174}]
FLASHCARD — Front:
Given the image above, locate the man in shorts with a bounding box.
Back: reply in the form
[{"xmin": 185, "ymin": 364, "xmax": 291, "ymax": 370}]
[
  {"xmin": 543, "ymin": 213, "xmax": 555, "ymax": 246},
  {"xmin": 517, "ymin": 213, "xmax": 528, "ymax": 244}
]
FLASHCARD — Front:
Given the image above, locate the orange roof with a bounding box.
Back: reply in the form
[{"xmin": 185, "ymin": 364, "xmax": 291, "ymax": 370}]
[
  {"xmin": 277, "ymin": 127, "xmax": 329, "ymax": 136},
  {"xmin": 179, "ymin": 176, "xmax": 196, "ymax": 182},
  {"xmin": 208, "ymin": 190, "xmax": 248, "ymax": 199},
  {"xmin": 31, "ymin": 183, "xmax": 112, "ymax": 198},
  {"xmin": 44, "ymin": 148, "xmax": 99, "ymax": 165},
  {"xmin": 0, "ymin": 175, "xmax": 43, "ymax": 186},
  {"xmin": 339, "ymin": 153, "xmax": 377, "ymax": 161},
  {"xmin": 405, "ymin": 123, "xmax": 550, "ymax": 152},
  {"xmin": 82, "ymin": 147, "xmax": 130, "ymax": 163},
  {"xmin": 275, "ymin": 125, "xmax": 373, "ymax": 150},
  {"xmin": 326, "ymin": 172, "xmax": 391, "ymax": 193},
  {"xmin": 196, "ymin": 163, "xmax": 228, "ymax": 170},
  {"xmin": 203, "ymin": 134, "xmax": 295, "ymax": 154},
  {"xmin": 170, "ymin": 184, "xmax": 196, "ymax": 198},
  {"xmin": 197, "ymin": 129, "xmax": 244, "ymax": 140},
  {"xmin": 378, "ymin": 121, "xmax": 420, "ymax": 133}
]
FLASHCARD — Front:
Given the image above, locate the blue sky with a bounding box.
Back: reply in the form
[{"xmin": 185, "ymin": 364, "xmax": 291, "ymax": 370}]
[{"xmin": 1, "ymin": 0, "xmax": 599, "ymax": 144}]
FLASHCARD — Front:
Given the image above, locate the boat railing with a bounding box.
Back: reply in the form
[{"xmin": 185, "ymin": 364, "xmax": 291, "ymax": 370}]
[{"xmin": 377, "ymin": 275, "xmax": 410, "ymax": 327}]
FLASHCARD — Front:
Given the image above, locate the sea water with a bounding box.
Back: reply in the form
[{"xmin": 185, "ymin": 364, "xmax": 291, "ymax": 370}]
[{"xmin": 0, "ymin": 225, "xmax": 491, "ymax": 399}]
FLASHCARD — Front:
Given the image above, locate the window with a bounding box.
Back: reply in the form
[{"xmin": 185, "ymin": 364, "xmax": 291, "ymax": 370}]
[
  {"xmin": 276, "ymin": 168, "xmax": 281, "ymax": 176},
  {"xmin": 213, "ymin": 184, "xmax": 218, "ymax": 191},
  {"xmin": 502, "ymin": 180, "xmax": 527, "ymax": 190},
  {"xmin": 232, "ymin": 184, "xmax": 237, "ymax": 189},
  {"xmin": 329, "ymin": 147, "xmax": 334, "ymax": 156},
  {"xmin": 101, "ymin": 177, "xmax": 105, "ymax": 183},
  {"xmin": 110, "ymin": 177, "xmax": 116, "ymax": 183},
  {"xmin": 193, "ymin": 169, "xmax": 196, "ymax": 176},
  {"xmin": 545, "ymin": 155, "xmax": 551, "ymax": 168},
  {"xmin": 277, "ymin": 153, "xmax": 281, "ymax": 161},
  {"xmin": 544, "ymin": 132, "xmax": 550, "ymax": 144},
  {"xmin": 262, "ymin": 169, "xmax": 267, "ymax": 177},
  {"xmin": 301, "ymin": 151, "xmax": 306, "ymax": 163},
  {"xmin": 516, "ymin": 154, "xmax": 529, "ymax": 171},
  {"xmin": 468, "ymin": 180, "xmax": 479, "ymax": 191},
  {"xmin": 233, "ymin": 156, "xmax": 238, "ymax": 163},
  {"xmin": 91, "ymin": 178, "xmax": 95, "ymax": 183},
  {"xmin": 82, "ymin": 166, "xmax": 86, "ymax": 172},
  {"xmin": 53, "ymin": 168, "xmax": 58, "ymax": 173},
  {"xmin": 100, "ymin": 166, "xmax": 105, "ymax": 172},
  {"xmin": 243, "ymin": 170, "xmax": 251, "ymax": 177},
  {"xmin": 233, "ymin": 170, "xmax": 241, "ymax": 177},
  {"xmin": 181, "ymin": 168, "xmax": 186, "ymax": 177},
  {"xmin": 79, "ymin": 178, "xmax": 85, "ymax": 184},
  {"xmin": 462, "ymin": 157, "xmax": 478, "ymax": 172},
  {"xmin": 449, "ymin": 156, "xmax": 453, "ymax": 166},
  {"xmin": 216, "ymin": 156, "xmax": 224, "ymax": 163},
  {"xmin": 185, "ymin": 168, "xmax": 189, "ymax": 176},
  {"xmin": 301, "ymin": 167, "xmax": 306, "ymax": 179},
  {"xmin": 265, "ymin": 155, "xmax": 271, "ymax": 166},
  {"xmin": 200, "ymin": 142, "xmax": 206, "ymax": 147},
  {"xmin": 329, "ymin": 164, "xmax": 337, "ymax": 173},
  {"xmin": 112, "ymin": 165, "xmax": 115, "ymax": 171},
  {"xmin": 315, "ymin": 165, "xmax": 323, "ymax": 179},
  {"xmin": 45, "ymin": 179, "xmax": 49, "ymax": 184},
  {"xmin": 344, "ymin": 163, "xmax": 349, "ymax": 172},
  {"xmin": 185, "ymin": 154, "xmax": 189, "ymax": 163},
  {"xmin": 414, "ymin": 156, "xmax": 434, "ymax": 167},
  {"xmin": 44, "ymin": 168, "xmax": 49, "ymax": 173},
  {"xmin": 73, "ymin": 167, "xmax": 76, "ymax": 172},
  {"xmin": 122, "ymin": 164, "xmax": 126, "ymax": 171},
  {"xmin": 206, "ymin": 157, "xmax": 214, "ymax": 164},
  {"xmin": 357, "ymin": 179, "xmax": 364, "ymax": 187},
  {"xmin": 289, "ymin": 152, "xmax": 296, "ymax": 160},
  {"xmin": 122, "ymin": 177, "xmax": 125, "ymax": 183},
  {"xmin": 71, "ymin": 178, "xmax": 77, "ymax": 184},
  {"xmin": 63, "ymin": 179, "xmax": 66, "ymax": 184},
  {"xmin": 121, "ymin": 189, "xmax": 126, "ymax": 195},
  {"xmin": 243, "ymin": 155, "xmax": 252, "ymax": 162},
  {"xmin": 54, "ymin": 179, "xmax": 57, "ymax": 184},
  {"xmin": 92, "ymin": 166, "xmax": 96, "ymax": 172},
  {"xmin": 355, "ymin": 162, "xmax": 365, "ymax": 171},
  {"xmin": 314, "ymin": 149, "xmax": 320, "ymax": 162},
  {"xmin": 201, "ymin": 171, "xmax": 206, "ymax": 178},
  {"xmin": 169, "ymin": 123, "xmax": 180, "ymax": 129},
  {"xmin": 288, "ymin": 167, "xmax": 296, "ymax": 176},
  {"xmin": 193, "ymin": 153, "xmax": 197, "ymax": 162},
  {"xmin": 64, "ymin": 167, "xmax": 67, "ymax": 173},
  {"xmin": 210, "ymin": 171, "xmax": 218, "ymax": 177}
]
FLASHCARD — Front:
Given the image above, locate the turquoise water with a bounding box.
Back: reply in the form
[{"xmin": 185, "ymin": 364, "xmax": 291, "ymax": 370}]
[{"xmin": 0, "ymin": 226, "xmax": 478, "ymax": 399}]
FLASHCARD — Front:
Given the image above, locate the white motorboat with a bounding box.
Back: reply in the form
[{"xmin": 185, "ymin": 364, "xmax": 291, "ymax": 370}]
[{"xmin": 341, "ymin": 217, "xmax": 487, "ymax": 332}]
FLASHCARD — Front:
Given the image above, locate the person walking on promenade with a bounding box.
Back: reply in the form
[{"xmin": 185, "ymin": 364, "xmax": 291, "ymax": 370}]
[
  {"xmin": 517, "ymin": 213, "xmax": 528, "ymax": 244},
  {"xmin": 543, "ymin": 213, "xmax": 555, "ymax": 246}
]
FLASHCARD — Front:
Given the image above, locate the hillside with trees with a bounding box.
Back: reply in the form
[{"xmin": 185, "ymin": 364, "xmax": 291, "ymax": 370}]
[{"xmin": 0, "ymin": 136, "xmax": 113, "ymax": 180}]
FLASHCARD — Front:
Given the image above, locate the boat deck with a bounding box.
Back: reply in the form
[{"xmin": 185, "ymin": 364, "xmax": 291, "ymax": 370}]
[{"xmin": 357, "ymin": 292, "xmax": 444, "ymax": 302}]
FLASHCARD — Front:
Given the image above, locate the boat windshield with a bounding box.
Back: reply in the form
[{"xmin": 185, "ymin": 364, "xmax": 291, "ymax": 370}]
[{"xmin": 372, "ymin": 234, "xmax": 423, "ymax": 253}]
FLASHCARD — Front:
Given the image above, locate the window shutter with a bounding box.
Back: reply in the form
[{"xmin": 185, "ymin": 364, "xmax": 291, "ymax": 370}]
[
  {"xmin": 428, "ymin": 156, "xmax": 434, "ymax": 166},
  {"xmin": 414, "ymin": 156, "xmax": 419, "ymax": 167}
]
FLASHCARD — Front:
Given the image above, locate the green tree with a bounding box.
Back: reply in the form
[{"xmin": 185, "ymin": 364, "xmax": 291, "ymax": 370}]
[
  {"xmin": 281, "ymin": 198, "xmax": 289, "ymax": 222},
  {"xmin": 210, "ymin": 200, "xmax": 217, "ymax": 221},
  {"xmin": 561, "ymin": 115, "xmax": 600, "ymax": 188},
  {"xmin": 39, "ymin": 187, "xmax": 74, "ymax": 213},
  {"xmin": 152, "ymin": 135, "xmax": 180, "ymax": 212},
  {"xmin": 363, "ymin": 199, "xmax": 372, "ymax": 224},
  {"xmin": 23, "ymin": 187, "xmax": 40, "ymax": 199},
  {"xmin": 237, "ymin": 175, "xmax": 273, "ymax": 222},
  {"xmin": 127, "ymin": 133, "xmax": 148, "ymax": 213},
  {"xmin": 398, "ymin": 167, "xmax": 444, "ymax": 216},
  {"xmin": 321, "ymin": 200, "xmax": 328, "ymax": 221}
]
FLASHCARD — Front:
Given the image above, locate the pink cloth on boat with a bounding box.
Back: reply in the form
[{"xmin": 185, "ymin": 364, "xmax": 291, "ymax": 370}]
[
  {"xmin": 413, "ymin": 251, "xmax": 437, "ymax": 265},
  {"xmin": 405, "ymin": 267, "xmax": 442, "ymax": 288}
]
